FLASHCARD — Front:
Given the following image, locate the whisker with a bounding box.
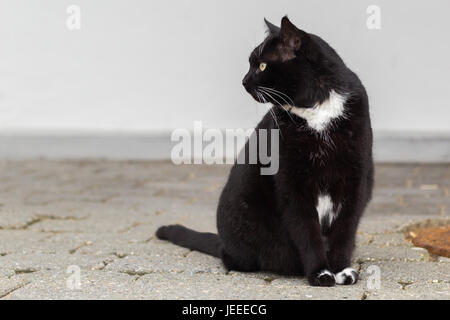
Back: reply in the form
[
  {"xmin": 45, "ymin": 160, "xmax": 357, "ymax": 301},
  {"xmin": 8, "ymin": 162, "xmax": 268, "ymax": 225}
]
[
  {"xmin": 258, "ymin": 90, "xmax": 283, "ymax": 138},
  {"xmin": 260, "ymin": 88, "xmax": 294, "ymax": 107},
  {"xmin": 268, "ymin": 108, "xmax": 283, "ymax": 137},
  {"xmin": 255, "ymin": 91, "xmax": 265, "ymax": 104},
  {"xmin": 259, "ymin": 88, "xmax": 297, "ymax": 126},
  {"xmin": 259, "ymin": 86, "xmax": 295, "ymax": 106},
  {"xmin": 264, "ymin": 88, "xmax": 295, "ymax": 106}
]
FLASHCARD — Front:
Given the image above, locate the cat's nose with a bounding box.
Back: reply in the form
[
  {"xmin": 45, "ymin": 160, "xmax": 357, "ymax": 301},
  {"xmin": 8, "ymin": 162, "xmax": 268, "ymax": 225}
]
[
  {"xmin": 242, "ymin": 78, "xmax": 252, "ymax": 92},
  {"xmin": 242, "ymin": 72, "xmax": 251, "ymax": 90}
]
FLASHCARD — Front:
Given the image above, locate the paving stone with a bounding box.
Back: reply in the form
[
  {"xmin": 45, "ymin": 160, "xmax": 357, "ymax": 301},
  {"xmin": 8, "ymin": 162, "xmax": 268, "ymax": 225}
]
[
  {"xmin": 360, "ymin": 261, "xmax": 450, "ymax": 284},
  {"xmin": 365, "ymin": 282, "xmax": 450, "ymax": 300},
  {"xmin": 0, "ymin": 160, "xmax": 448, "ymax": 299},
  {"xmin": 354, "ymin": 240, "xmax": 431, "ymax": 263}
]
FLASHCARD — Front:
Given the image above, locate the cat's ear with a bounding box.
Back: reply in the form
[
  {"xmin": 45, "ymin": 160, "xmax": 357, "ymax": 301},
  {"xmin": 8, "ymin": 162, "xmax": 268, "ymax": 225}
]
[
  {"xmin": 279, "ymin": 16, "xmax": 305, "ymax": 51},
  {"xmin": 264, "ymin": 18, "xmax": 280, "ymax": 34}
]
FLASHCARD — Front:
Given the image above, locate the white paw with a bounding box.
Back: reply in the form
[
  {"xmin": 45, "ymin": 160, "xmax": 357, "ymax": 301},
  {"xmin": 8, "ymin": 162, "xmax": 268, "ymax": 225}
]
[
  {"xmin": 311, "ymin": 269, "xmax": 336, "ymax": 287},
  {"xmin": 335, "ymin": 268, "xmax": 358, "ymax": 285},
  {"xmin": 318, "ymin": 269, "xmax": 335, "ymax": 278}
]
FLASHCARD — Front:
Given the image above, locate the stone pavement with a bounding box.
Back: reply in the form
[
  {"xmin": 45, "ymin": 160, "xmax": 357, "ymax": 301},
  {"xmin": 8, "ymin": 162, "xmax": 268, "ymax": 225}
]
[{"xmin": 0, "ymin": 160, "xmax": 448, "ymax": 300}]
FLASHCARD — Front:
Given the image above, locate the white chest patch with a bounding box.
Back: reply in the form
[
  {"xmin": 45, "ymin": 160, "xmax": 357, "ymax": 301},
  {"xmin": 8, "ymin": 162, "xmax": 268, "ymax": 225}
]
[
  {"xmin": 316, "ymin": 194, "xmax": 338, "ymax": 227},
  {"xmin": 285, "ymin": 90, "xmax": 346, "ymax": 132}
]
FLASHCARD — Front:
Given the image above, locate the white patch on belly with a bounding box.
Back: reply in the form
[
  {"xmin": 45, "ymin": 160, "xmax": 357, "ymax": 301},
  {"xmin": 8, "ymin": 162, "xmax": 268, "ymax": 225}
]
[
  {"xmin": 316, "ymin": 194, "xmax": 338, "ymax": 227},
  {"xmin": 285, "ymin": 90, "xmax": 346, "ymax": 132}
]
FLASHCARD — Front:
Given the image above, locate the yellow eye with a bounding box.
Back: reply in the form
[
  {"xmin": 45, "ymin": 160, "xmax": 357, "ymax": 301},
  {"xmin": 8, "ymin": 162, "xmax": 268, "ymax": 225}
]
[{"xmin": 259, "ymin": 62, "xmax": 267, "ymax": 72}]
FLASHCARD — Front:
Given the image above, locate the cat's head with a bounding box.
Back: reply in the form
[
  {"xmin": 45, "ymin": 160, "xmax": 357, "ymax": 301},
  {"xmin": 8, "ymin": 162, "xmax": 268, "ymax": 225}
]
[{"xmin": 242, "ymin": 16, "xmax": 328, "ymax": 108}]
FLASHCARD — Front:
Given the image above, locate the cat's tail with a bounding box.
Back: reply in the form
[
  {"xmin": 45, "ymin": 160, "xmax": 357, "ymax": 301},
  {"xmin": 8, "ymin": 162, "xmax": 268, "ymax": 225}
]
[{"xmin": 155, "ymin": 224, "xmax": 222, "ymax": 258}]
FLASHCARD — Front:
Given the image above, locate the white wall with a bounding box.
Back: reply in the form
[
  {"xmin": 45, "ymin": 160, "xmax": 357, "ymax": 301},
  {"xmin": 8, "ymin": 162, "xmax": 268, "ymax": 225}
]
[{"xmin": 0, "ymin": 0, "xmax": 449, "ymax": 134}]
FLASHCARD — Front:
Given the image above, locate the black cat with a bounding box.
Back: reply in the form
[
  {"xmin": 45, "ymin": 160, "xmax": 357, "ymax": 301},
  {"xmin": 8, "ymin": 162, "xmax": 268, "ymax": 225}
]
[{"xmin": 156, "ymin": 16, "xmax": 374, "ymax": 287}]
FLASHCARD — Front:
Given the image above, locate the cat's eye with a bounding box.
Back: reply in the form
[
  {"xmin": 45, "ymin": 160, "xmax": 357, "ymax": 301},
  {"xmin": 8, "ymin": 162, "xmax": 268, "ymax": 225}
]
[{"xmin": 259, "ymin": 62, "xmax": 267, "ymax": 72}]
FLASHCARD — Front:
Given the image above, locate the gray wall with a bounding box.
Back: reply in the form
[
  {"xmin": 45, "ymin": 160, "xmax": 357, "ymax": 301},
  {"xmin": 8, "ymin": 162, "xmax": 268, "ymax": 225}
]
[{"xmin": 0, "ymin": 1, "xmax": 448, "ymax": 160}]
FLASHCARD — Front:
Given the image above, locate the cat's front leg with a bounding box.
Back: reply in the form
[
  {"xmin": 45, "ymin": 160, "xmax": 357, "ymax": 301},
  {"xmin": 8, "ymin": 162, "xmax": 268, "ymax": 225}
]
[
  {"xmin": 285, "ymin": 201, "xmax": 335, "ymax": 287},
  {"xmin": 326, "ymin": 209, "xmax": 360, "ymax": 285}
]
